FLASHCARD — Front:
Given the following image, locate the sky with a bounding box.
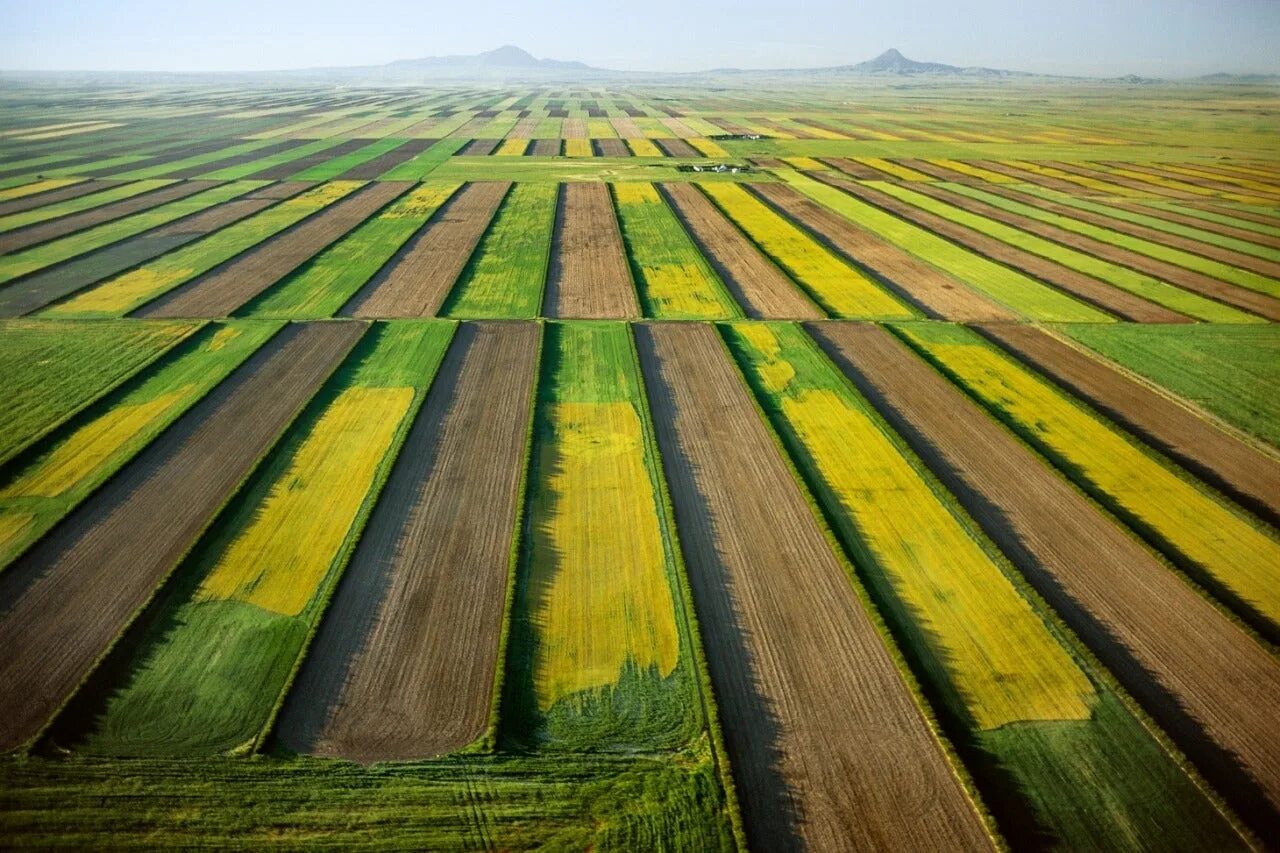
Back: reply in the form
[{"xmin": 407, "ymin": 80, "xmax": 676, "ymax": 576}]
[{"xmin": 2, "ymin": 0, "xmax": 1278, "ymax": 78}]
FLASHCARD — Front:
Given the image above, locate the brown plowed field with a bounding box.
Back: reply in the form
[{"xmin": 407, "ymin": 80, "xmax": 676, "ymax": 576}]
[
  {"xmin": 819, "ymin": 158, "xmax": 885, "ymax": 180},
  {"xmin": 0, "ymin": 180, "xmax": 219, "ymax": 255},
  {"xmin": 347, "ymin": 181, "xmax": 508, "ymax": 318},
  {"xmin": 339, "ymin": 139, "xmax": 435, "ymax": 179},
  {"xmin": 0, "ymin": 321, "xmax": 363, "ymax": 753},
  {"xmin": 1041, "ymin": 161, "xmax": 1205, "ymax": 201},
  {"xmin": 970, "ymin": 160, "xmax": 1088, "ymax": 194},
  {"xmin": 561, "ymin": 118, "xmax": 586, "ymax": 138},
  {"xmin": 247, "ymin": 140, "xmax": 371, "ymax": 181},
  {"xmin": 529, "ymin": 139, "xmax": 561, "ymax": 156},
  {"xmin": 950, "ymin": 183, "xmax": 1280, "ymax": 279},
  {"xmin": 750, "ymin": 182, "xmax": 1016, "ymax": 321},
  {"xmin": 635, "ymin": 322, "xmax": 991, "ymax": 852},
  {"xmin": 82, "ymin": 139, "xmax": 241, "ymax": 179},
  {"xmin": 659, "ymin": 182, "xmax": 819, "ymax": 319},
  {"xmin": 168, "ymin": 141, "xmax": 306, "ymax": 179},
  {"xmin": 0, "ymin": 180, "xmax": 123, "ymax": 217},
  {"xmin": 977, "ymin": 322, "xmax": 1280, "ymax": 526},
  {"xmin": 594, "ymin": 138, "xmax": 629, "ymax": 157},
  {"xmin": 1113, "ymin": 200, "xmax": 1280, "ymax": 250},
  {"xmin": 0, "ymin": 185, "xmax": 309, "ymax": 317},
  {"xmin": 542, "ymin": 182, "xmax": 638, "ymax": 318},
  {"xmin": 609, "ymin": 117, "xmax": 643, "ymax": 139},
  {"xmin": 815, "ymin": 173, "xmax": 1184, "ymax": 322},
  {"xmin": 276, "ymin": 321, "xmax": 539, "ymax": 762},
  {"xmin": 458, "ymin": 138, "xmax": 499, "ymax": 156},
  {"xmin": 917, "ymin": 182, "xmax": 1280, "ymax": 320},
  {"xmin": 812, "ymin": 322, "xmax": 1280, "ymax": 828},
  {"xmin": 138, "ymin": 181, "xmax": 411, "ymax": 318},
  {"xmin": 656, "ymin": 138, "xmax": 699, "ymax": 158},
  {"xmin": 902, "ymin": 160, "xmax": 990, "ymax": 186},
  {"xmin": 1104, "ymin": 162, "xmax": 1280, "ymax": 202}
]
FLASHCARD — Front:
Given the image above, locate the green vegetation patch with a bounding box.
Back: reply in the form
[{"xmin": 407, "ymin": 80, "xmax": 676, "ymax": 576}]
[{"xmin": 445, "ymin": 182, "xmax": 556, "ymax": 318}]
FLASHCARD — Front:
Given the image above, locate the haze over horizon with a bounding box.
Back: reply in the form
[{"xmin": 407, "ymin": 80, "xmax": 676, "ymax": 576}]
[{"xmin": 2, "ymin": 0, "xmax": 1279, "ymax": 79}]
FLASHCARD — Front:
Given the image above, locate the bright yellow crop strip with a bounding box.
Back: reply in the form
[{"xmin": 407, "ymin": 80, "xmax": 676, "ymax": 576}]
[
  {"xmin": 856, "ymin": 157, "xmax": 931, "ymax": 182},
  {"xmin": 930, "ymin": 159, "xmax": 1017, "ymax": 184},
  {"xmin": 903, "ymin": 327, "xmax": 1280, "ymax": 626},
  {"xmin": 1102, "ymin": 164, "xmax": 1271, "ymax": 204},
  {"xmin": 734, "ymin": 324, "xmax": 1094, "ymax": 729},
  {"xmin": 0, "ymin": 178, "xmax": 83, "ymax": 202},
  {"xmin": 531, "ymin": 400, "xmax": 679, "ymax": 709},
  {"xmin": 197, "ymin": 386, "xmax": 413, "ymax": 617},
  {"xmin": 686, "ymin": 138, "xmax": 729, "ymax": 158},
  {"xmin": 0, "ymin": 514, "xmax": 33, "ymax": 556},
  {"xmin": 563, "ymin": 138, "xmax": 593, "ymax": 158},
  {"xmin": 1003, "ymin": 161, "xmax": 1145, "ymax": 197},
  {"xmin": 701, "ymin": 182, "xmax": 914, "ymax": 318},
  {"xmin": 495, "ymin": 138, "xmax": 528, "ymax": 156},
  {"xmin": 627, "ymin": 138, "xmax": 663, "ymax": 157}
]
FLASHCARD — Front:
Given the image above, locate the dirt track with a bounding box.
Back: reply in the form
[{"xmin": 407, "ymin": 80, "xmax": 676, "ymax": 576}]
[
  {"xmin": 0, "ymin": 181, "xmax": 219, "ymax": 255},
  {"xmin": 139, "ymin": 181, "xmax": 411, "ymax": 318},
  {"xmin": 542, "ymin": 182, "xmax": 639, "ymax": 318},
  {"xmin": 977, "ymin": 323, "xmax": 1280, "ymax": 527},
  {"xmin": 812, "ymin": 322, "xmax": 1280, "ymax": 829},
  {"xmin": 276, "ymin": 322, "xmax": 538, "ymax": 761},
  {"xmin": 659, "ymin": 182, "xmax": 819, "ymax": 319},
  {"xmin": 347, "ymin": 181, "xmax": 508, "ymax": 318},
  {"xmin": 812, "ymin": 173, "xmax": 1188, "ymax": 322},
  {"xmin": 749, "ymin": 182, "xmax": 1016, "ymax": 321},
  {"xmin": 0, "ymin": 321, "xmax": 363, "ymax": 752},
  {"xmin": 635, "ymin": 322, "xmax": 992, "ymax": 853}
]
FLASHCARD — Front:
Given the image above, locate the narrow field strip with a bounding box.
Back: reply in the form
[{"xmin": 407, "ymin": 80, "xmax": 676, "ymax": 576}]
[
  {"xmin": 543, "ymin": 183, "xmax": 639, "ymax": 318},
  {"xmin": 290, "ymin": 139, "xmax": 408, "ymax": 181},
  {"xmin": 790, "ymin": 171, "xmax": 1114, "ymax": 322},
  {"xmin": 504, "ymin": 322, "xmax": 700, "ymax": 751},
  {"xmin": 43, "ymin": 181, "xmax": 364, "ymax": 318},
  {"xmin": 0, "ymin": 321, "xmax": 281, "ymax": 572},
  {"xmin": 0, "ymin": 321, "xmax": 364, "ymax": 753},
  {"xmin": 347, "ymin": 181, "xmax": 507, "ymax": 317},
  {"xmin": 0, "ymin": 178, "xmax": 93, "ymax": 216},
  {"xmin": 635, "ymin": 322, "xmax": 993, "ymax": 852},
  {"xmin": 701, "ymin": 182, "xmax": 915, "ymax": 319},
  {"xmin": 64, "ymin": 322, "xmax": 451, "ymax": 756},
  {"xmin": 865, "ymin": 181, "xmax": 1258, "ymax": 323},
  {"xmin": 812, "ymin": 322, "xmax": 1280, "ymax": 830},
  {"xmin": 1124, "ymin": 198, "xmax": 1280, "ymax": 246},
  {"xmin": 0, "ymin": 179, "xmax": 177, "ymax": 236},
  {"xmin": 276, "ymin": 322, "xmax": 539, "ymax": 761},
  {"xmin": 445, "ymin": 182, "xmax": 556, "ymax": 318},
  {"xmin": 897, "ymin": 322, "xmax": 1280, "ymax": 635},
  {"xmin": 248, "ymin": 182, "xmax": 458, "ymax": 318},
  {"xmin": 612, "ymin": 182, "xmax": 741, "ymax": 319},
  {"xmin": 139, "ymin": 181, "xmax": 412, "ymax": 318},
  {"xmin": 726, "ymin": 321, "xmax": 1243, "ymax": 849}
]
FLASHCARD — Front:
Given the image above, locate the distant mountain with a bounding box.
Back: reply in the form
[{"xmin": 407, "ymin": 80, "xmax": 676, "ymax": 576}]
[
  {"xmin": 385, "ymin": 45, "xmax": 593, "ymax": 73},
  {"xmin": 696, "ymin": 48, "xmax": 1030, "ymax": 80},
  {"xmin": 847, "ymin": 48, "xmax": 962, "ymax": 74}
]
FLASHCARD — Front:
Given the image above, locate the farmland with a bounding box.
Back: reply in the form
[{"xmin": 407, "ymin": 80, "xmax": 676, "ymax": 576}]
[{"xmin": 0, "ymin": 76, "xmax": 1277, "ymax": 850}]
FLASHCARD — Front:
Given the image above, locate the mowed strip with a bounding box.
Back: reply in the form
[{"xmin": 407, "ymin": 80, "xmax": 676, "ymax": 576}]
[
  {"xmin": 813, "ymin": 322, "xmax": 1280, "ymax": 828},
  {"xmin": 543, "ymin": 183, "xmax": 639, "ymax": 318},
  {"xmin": 249, "ymin": 182, "xmax": 458, "ymax": 318},
  {"xmin": 346, "ymin": 182, "xmax": 508, "ymax": 318},
  {"xmin": 660, "ymin": 182, "xmax": 820, "ymax": 318},
  {"xmin": 66, "ymin": 323, "xmax": 452, "ymax": 756},
  {"xmin": 612, "ymin": 182, "xmax": 741, "ymax": 319},
  {"xmin": 0, "ymin": 321, "xmax": 364, "ymax": 752},
  {"xmin": 700, "ymin": 183, "xmax": 914, "ymax": 319},
  {"xmin": 0, "ymin": 184, "xmax": 310, "ymax": 317},
  {"xmin": 635, "ymin": 322, "xmax": 991, "ymax": 852},
  {"xmin": 980, "ymin": 323, "xmax": 1280, "ymax": 526},
  {"xmin": 277, "ymin": 322, "xmax": 539, "ymax": 761},
  {"xmin": 139, "ymin": 181, "xmax": 412, "ymax": 318},
  {"xmin": 748, "ymin": 182, "xmax": 1015, "ymax": 321},
  {"xmin": 44, "ymin": 181, "xmax": 363, "ymax": 318},
  {"xmin": 726, "ymin": 322, "xmax": 1242, "ymax": 849},
  {"xmin": 899, "ymin": 322, "xmax": 1280, "ymax": 634}
]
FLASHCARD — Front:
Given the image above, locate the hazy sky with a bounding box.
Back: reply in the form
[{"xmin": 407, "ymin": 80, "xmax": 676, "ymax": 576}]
[{"xmin": 2, "ymin": 0, "xmax": 1278, "ymax": 77}]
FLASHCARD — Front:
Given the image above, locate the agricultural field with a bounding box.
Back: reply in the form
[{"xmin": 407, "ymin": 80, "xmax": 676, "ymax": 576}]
[{"xmin": 1, "ymin": 75, "xmax": 1278, "ymax": 851}]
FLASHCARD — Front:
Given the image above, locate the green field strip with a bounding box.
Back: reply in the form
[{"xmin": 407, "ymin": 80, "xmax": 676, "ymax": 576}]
[
  {"xmin": 1009, "ymin": 183, "xmax": 1280, "ymax": 261},
  {"xmin": 379, "ymin": 138, "xmax": 469, "ymax": 180},
  {"xmin": 43, "ymin": 181, "xmax": 364, "ymax": 318},
  {"xmin": 444, "ymin": 182, "xmax": 556, "ymax": 318},
  {"xmin": 612, "ymin": 183, "xmax": 742, "ymax": 319},
  {"xmin": 0, "ymin": 181, "xmax": 267, "ymax": 286},
  {"xmin": 197, "ymin": 138, "xmax": 349, "ymax": 181},
  {"xmin": 288, "ymin": 138, "xmax": 409, "ymax": 181},
  {"xmin": 65, "ymin": 321, "xmax": 455, "ymax": 757},
  {"xmin": 939, "ymin": 182, "xmax": 1280, "ymax": 298},
  {"xmin": 0, "ymin": 319, "xmax": 199, "ymax": 467},
  {"xmin": 723, "ymin": 321, "xmax": 1244, "ymax": 849},
  {"xmin": 0, "ymin": 179, "xmax": 176, "ymax": 234},
  {"xmin": 0, "ymin": 320, "xmax": 281, "ymax": 573},
  {"xmin": 783, "ymin": 171, "xmax": 1112, "ymax": 322},
  {"xmin": 700, "ymin": 182, "xmax": 916, "ymax": 319},
  {"xmin": 896, "ymin": 321, "xmax": 1280, "ymax": 637},
  {"xmin": 1139, "ymin": 199, "xmax": 1280, "ymax": 239},
  {"xmin": 865, "ymin": 181, "xmax": 1260, "ymax": 324},
  {"xmin": 1059, "ymin": 323, "xmax": 1280, "ymax": 450},
  {"xmin": 502, "ymin": 322, "xmax": 703, "ymax": 752},
  {"xmin": 245, "ymin": 182, "xmax": 461, "ymax": 318},
  {"xmin": 113, "ymin": 138, "xmax": 291, "ymax": 180},
  {"xmin": 0, "ymin": 177, "xmax": 86, "ymax": 202}
]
